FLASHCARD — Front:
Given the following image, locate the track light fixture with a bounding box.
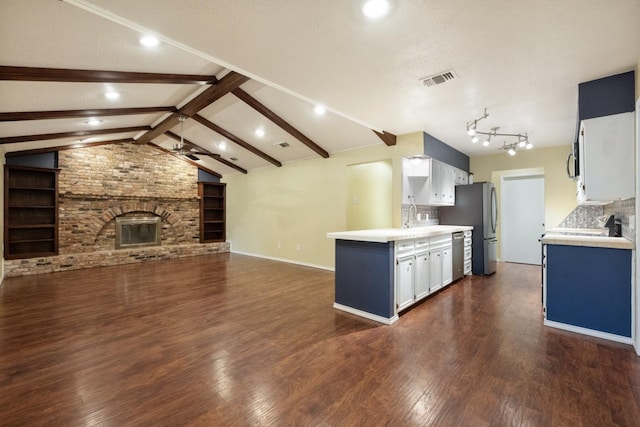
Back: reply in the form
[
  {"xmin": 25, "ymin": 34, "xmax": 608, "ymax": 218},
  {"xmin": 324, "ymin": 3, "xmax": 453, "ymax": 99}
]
[{"xmin": 466, "ymin": 108, "xmax": 533, "ymax": 155}]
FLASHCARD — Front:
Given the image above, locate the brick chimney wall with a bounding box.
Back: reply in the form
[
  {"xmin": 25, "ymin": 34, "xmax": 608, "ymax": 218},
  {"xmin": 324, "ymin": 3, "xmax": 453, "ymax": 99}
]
[{"xmin": 4, "ymin": 143, "xmax": 229, "ymax": 277}]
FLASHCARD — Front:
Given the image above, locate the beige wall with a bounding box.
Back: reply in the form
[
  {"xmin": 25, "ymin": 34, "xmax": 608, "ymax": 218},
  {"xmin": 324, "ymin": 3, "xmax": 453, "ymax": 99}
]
[
  {"xmin": 470, "ymin": 145, "xmax": 577, "ymax": 259},
  {"xmin": 347, "ymin": 160, "xmax": 393, "ymax": 230},
  {"xmin": 223, "ymin": 132, "xmax": 424, "ymax": 269}
]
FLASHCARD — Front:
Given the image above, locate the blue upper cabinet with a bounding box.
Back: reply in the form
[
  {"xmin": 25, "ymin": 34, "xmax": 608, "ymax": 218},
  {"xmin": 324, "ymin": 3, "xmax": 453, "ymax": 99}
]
[{"xmin": 578, "ymin": 70, "xmax": 635, "ymax": 121}]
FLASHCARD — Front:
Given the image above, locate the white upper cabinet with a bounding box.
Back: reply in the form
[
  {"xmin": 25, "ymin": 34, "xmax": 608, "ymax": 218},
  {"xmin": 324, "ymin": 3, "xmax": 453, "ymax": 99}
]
[
  {"xmin": 402, "ymin": 157, "xmax": 457, "ymax": 206},
  {"xmin": 577, "ymin": 112, "xmax": 634, "ymax": 204},
  {"xmin": 453, "ymin": 168, "xmax": 469, "ymax": 185},
  {"xmin": 428, "ymin": 159, "xmax": 455, "ymax": 206}
]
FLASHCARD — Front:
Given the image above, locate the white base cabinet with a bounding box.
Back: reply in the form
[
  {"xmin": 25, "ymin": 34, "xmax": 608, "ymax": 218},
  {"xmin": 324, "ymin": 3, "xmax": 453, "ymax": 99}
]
[
  {"xmin": 396, "ymin": 254, "xmax": 414, "ymax": 312},
  {"xmin": 463, "ymin": 230, "xmax": 472, "ymax": 275},
  {"xmin": 395, "ymin": 234, "xmax": 455, "ymax": 313}
]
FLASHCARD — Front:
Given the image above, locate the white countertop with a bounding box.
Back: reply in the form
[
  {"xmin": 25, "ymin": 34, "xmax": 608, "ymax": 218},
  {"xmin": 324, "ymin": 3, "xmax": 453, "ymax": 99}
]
[
  {"xmin": 327, "ymin": 225, "xmax": 473, "ymax": 243},
  {"xmin": 541, "ymin": 233, "xmax": 634, "ymax": 250}
]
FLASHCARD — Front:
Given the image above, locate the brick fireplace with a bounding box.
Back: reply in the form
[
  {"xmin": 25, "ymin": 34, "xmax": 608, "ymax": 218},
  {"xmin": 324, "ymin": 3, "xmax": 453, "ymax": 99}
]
[{"xmin": 4, "ymin": 143, "xmax": 229, "ymax": 277}]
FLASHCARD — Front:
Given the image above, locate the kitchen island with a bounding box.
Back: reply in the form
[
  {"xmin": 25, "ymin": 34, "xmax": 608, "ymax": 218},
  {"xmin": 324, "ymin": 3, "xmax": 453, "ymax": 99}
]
[
  {"xmin": 541, "ymin": 231, "xmax": 634, "ymax": 344},
  {"xmin": 327, "ymin": 226, "xmax": 472, "ymax": 324}
]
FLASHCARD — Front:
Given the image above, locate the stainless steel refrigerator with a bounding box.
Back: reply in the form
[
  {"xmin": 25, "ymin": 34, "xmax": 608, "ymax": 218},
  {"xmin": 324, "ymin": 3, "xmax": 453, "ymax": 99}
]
[{"xmin": 439, "ymin": 182, "xmax": 497, "ymax": 275}]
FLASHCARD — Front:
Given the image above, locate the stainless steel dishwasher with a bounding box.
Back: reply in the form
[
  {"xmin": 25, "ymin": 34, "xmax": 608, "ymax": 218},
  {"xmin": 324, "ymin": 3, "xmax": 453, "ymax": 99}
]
[{"xmin": 452, "ymin": 231, "xmax": 465, "ymax": 281}]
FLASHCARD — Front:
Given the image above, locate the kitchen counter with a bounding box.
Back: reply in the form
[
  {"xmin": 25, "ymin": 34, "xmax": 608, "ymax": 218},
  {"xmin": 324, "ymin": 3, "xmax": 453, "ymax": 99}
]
[
  {"xmin": 540, "ymin": 232, "xmax": 634, "ymax": 250},
  {"xmin": 542, "ymin": 229, "xmax": 634, "ymax": 344},
  {"xmin": 327, "ymin": 225, "xmax": 473, "ymax": 324},
  {"xmin": 327, "ymin": 225, "xmax": 473, "ymax": 243}
]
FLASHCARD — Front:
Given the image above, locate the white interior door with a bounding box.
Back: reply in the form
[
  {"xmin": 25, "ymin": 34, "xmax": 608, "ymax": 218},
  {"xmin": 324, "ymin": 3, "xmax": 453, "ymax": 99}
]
[{"xmin": 501, "ymin": 175, "xmax": 545, "ymax": 265}]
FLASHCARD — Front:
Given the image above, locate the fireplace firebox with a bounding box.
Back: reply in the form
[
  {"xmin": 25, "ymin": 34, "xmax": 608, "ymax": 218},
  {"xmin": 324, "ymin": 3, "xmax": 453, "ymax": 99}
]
[{"xmin": 115, "ymin": 217, "xmax": 162, "ymax": 249}]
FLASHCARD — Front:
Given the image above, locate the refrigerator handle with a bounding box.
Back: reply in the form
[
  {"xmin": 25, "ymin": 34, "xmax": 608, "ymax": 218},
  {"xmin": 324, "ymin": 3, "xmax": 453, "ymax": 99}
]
[{"xmin": 490, "ymin": 186, "xmax": 498, "ymax": 234}]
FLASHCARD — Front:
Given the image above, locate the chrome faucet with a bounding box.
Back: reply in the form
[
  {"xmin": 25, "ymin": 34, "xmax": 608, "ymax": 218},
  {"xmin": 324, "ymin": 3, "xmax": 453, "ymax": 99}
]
[{"xmin": 405, "ymin": 196, "xmax": 417, "ymax": 228}]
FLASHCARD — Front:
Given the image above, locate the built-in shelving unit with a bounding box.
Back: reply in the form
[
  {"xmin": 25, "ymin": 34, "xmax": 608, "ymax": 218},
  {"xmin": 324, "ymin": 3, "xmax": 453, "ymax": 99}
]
[
  {"xmin": 199, "ymin": 182, "xmax": 226, "ymax": 242},
  {"xmin": 4, "ymin": 165, "xmax": 59, "ymax": 259}
]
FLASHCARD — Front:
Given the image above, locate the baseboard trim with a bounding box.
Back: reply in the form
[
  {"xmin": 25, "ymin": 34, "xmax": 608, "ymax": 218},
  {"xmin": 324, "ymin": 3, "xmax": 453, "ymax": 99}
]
[
  {"xmin": 229, "ymin": 249, "xmax": 334, "ymax": 272},
  {"xmin": 333, "ymin": 303, "xmax": 398, "ymax": 325},
  {"xmin": 544, "ymin": 319, "xmax": 633, "ymax": 345}
]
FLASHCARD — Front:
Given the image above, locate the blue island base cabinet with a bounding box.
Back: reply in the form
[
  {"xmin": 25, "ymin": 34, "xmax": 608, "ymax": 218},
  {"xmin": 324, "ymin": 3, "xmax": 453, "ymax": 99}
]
[
  {"xmin": 544, "ymin": 244, "xmax": 632, "ymax": 342},
  {"xmin": 334, "ymin": 239, "xmax": 398, "ymax": 324}
]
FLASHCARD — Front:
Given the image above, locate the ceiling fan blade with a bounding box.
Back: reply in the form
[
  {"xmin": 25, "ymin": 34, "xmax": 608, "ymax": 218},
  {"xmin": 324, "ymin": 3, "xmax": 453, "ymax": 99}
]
[{"xmin": 191, "ymin": 151, "xmax": 220, "ymax": 158}]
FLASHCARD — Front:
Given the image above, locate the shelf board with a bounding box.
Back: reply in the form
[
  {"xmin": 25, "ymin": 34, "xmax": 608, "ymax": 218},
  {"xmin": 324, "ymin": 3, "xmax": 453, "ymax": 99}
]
[
  {"xmin": 8, "ymin": 224, "xmax": 56, "ymax": 229},
  {"xmin": 8, "ymin": 238, "xmax": 55, "ymax": 244},
  {"xmin": 8, "ymin": 187, "xmax": 56, "ymax": 191},
  {"xmin": 8, "ymin": 205, "xmax": 56, "ymax": 209}
]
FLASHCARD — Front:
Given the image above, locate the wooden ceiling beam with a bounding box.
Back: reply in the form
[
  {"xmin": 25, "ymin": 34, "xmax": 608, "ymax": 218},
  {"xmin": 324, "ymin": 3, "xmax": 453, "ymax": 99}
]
[
  {"xmin": 0, "ymin": 66, "xmax": 218, "ymax": 85},
  {"xmin": 165, "ymin": 131, "xmax": 248, "ymax": 174},
  {"xmin": 0, "ymin": 126, "xmax": 150, "ymax": 144},
  {"xmin": 0, "ymin": 107, "xmax": 176, "ymax": 122},
  {"xmin": 4, "ymin": 139, "xmax": 135, "ymax": 157},
  {"xmin": 231, "ymin": 88, "xmax": 330, "ymax": 159},
  {"xmin": 135, "ymin": 71, "xmax": 250, "ymax": 145},
  {"xmin": 148, "ymin": 143, "xmax": 222, "ymax": 178},
  {"xmin": 192, "ymin": 114, "xmax": 282, "ymax": 167},
  {"xmin": 373, "ymin": 130, "xmax": 397, "ymax": 146}
]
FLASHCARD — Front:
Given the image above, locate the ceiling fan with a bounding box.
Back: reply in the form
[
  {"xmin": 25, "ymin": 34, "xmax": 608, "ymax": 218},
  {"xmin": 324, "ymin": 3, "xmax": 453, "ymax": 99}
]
[
  {"xmin": 172, "ymin": 115, "xmax": 201, "ymax": 160},
  {"xmin": 167, "ymin": 115, "xmax": 248, "ymax": 174}
]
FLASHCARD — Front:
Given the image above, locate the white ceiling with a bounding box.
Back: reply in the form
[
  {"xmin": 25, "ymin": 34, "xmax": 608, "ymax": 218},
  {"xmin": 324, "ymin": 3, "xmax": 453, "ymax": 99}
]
[{"xmin": 1, "ymin": 0, "xmax": 639, "ymax": 176}]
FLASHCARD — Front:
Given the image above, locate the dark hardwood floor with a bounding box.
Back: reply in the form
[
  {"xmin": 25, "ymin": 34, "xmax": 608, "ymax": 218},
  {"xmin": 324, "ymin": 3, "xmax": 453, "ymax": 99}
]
[{"xmin": 1, "ymin": 254, "xmax": 640, "ymax": 426}]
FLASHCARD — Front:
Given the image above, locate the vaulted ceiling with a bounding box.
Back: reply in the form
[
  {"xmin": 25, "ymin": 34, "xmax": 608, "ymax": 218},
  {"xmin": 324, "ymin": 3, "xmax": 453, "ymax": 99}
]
[{"xmin": 1, "ymin": 0, "xmax": 639, "ymax": 177}]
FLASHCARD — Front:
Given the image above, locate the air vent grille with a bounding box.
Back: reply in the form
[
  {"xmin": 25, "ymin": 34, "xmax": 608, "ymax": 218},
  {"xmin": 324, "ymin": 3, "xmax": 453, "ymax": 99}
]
[
  {"xmin": 420, "ymin": 70, "xmax": 457, "ymax": 87},
  {"xmin": 230, "ymin": 156, "xmax": 238, "ymax": 161},
  {"xmin": 276, "ymin": 142, "xmax": 290, "ymax": 148}
]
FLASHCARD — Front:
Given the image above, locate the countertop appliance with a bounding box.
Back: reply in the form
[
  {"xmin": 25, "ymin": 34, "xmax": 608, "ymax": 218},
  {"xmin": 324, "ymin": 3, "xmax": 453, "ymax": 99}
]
[
  {"xmin": 452, "ymin": 231, "xmax": 465, "ymax": 281},
  {"xmin": 439, "ymin": 182, "xmax": 497, "ymax": 275}
]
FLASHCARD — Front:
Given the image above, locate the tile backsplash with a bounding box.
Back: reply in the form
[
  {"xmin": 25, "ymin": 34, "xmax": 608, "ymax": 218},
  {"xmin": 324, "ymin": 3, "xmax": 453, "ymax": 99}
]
[
  {"xmin": 401, "ymin": 204, "xmax": 439, "ymax": 228},
  {"xmin": 556, "ymin": 198, "xmax": 635, "ymax": 240},
  {"xmin": 605, "ymin": 198, "xmax": 635, "ymax": 241},
  {"xmin": 557, "ymin": 205, "xmax": 604, "ymax": 229}
]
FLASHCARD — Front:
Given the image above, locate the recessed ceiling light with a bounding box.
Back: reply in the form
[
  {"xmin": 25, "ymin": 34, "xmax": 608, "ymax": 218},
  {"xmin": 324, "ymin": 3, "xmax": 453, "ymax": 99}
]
[
  {"xmin": 86, "ymin": 118, "xmax": 102, "ymax": 126},
  {"xmin": 254, "ymin": 128, "xmax": 265, "ymax": 137},
  {"xmin": 362, "ymin": 0, "xmax": 390, "ymax": 20},
  {"xmin": 105, "ymin": 90, "xmax": 120, "ymax": 100},
  {"xmin": 314, "ymin": 105, "xmax": 326, "ymax": 115},
  {"xmin": 139, "ymin": 35, "xmax": 159, "ymax": 47},
  {"xmin": 218, "ymin": 141, "xmax": 227, "ymax": 150}
]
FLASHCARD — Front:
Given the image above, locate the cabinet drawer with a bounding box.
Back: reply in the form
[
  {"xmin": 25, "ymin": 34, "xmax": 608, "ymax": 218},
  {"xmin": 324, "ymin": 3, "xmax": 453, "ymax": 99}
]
[
  {"xmin": 414, "ymin": 238, "xmax": 429, "ymax": 251},
  {"xmin": 430, "ymin": 235, "xmax": 452, "ymax": 249},
  {"xmin": 395, "ymin": 240, "xmax": 414, "ymax": 256},
  {"xmin": 464, "ymin": 260, "xmax": 472, "ymax": 275},
  {"xmin": 464, "ymin": 237, "xmax": 472, "ymax": 247},
  {"xmin": 464, "ymin": 248, "xmax": 472, "ymax": 261},
  {"xmin": 464, "ymin": 230, "xmax": 472, "ymax": 238}
]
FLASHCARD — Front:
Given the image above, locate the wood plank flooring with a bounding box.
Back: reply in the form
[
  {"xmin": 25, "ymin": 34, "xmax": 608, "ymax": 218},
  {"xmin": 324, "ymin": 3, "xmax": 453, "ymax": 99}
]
[{"xmin": 1, "ymin": 254, "xmax": 640, "ymax": 426}]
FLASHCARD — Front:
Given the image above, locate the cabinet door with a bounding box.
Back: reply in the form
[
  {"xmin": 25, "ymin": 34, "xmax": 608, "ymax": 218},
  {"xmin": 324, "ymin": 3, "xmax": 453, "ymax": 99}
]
[
  {"xmin": 414, "ymin": 252, "xmax": 430, "ymax": 300},
  {"xmin": 396, "ymin": 255, "xmax": 414, "ymax": 312},
  {"xmin": 441, "ymin": 166, "xmax": 455, "ymax": 205},
  {"xmin": 442, "ymin": 246, "xmax": 453, "ymax": 286},
  {"xmin": 429, "ymin": 161, "xmax": 442, "ymax": 203},
  {"xmin": 580, "ymin": 112, "xmax": 634, "ymax": 202},
  {"xmin": 429, "ymin": 249, "xmax": 442, "ymax": 293}
]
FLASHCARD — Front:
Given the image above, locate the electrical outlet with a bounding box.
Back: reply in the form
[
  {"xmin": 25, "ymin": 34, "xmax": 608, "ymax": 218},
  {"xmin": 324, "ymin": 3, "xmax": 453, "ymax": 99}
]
[
  {"xmin": 630, "ymin": 215, "xmax": 635, "ymax": 230},
  {"xmin": 277, "ymin": 242, "xmax": 282, "ymax": 249},
  {"xmin": 296, "ymin": 244, "xmax": 301, "ymax": 251}
]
